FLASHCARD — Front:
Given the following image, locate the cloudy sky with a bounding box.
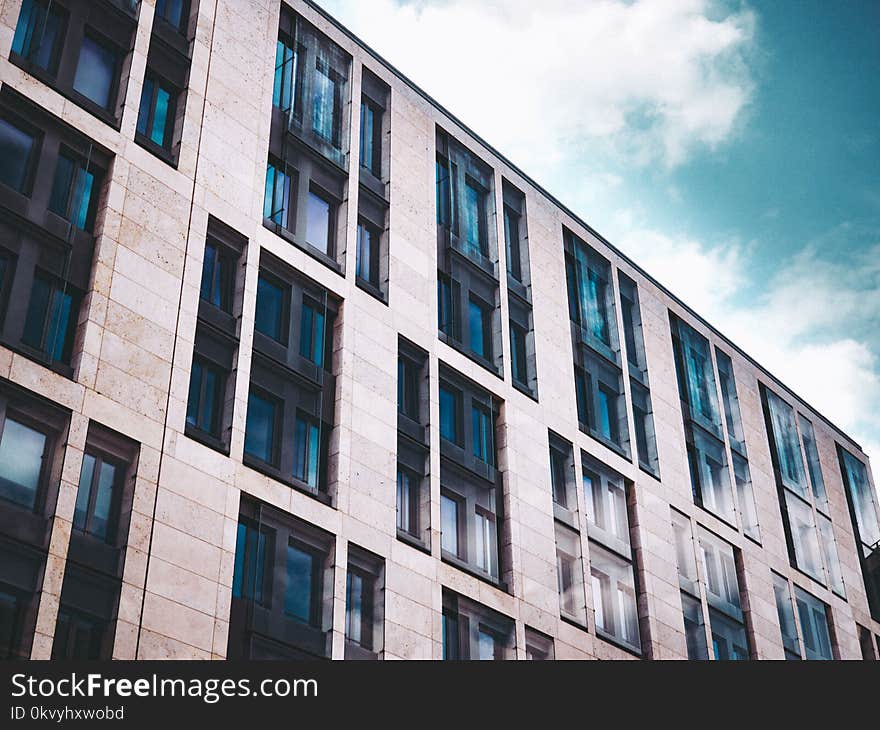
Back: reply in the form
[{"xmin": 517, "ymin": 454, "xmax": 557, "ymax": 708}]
[{"xmin": 315, "ymin": 0, "xmax": 880, "ymax": 465}]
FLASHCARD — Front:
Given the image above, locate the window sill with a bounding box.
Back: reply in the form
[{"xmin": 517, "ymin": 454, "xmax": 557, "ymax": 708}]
[
  {"xmin": 397, "ymin": 416, "xmax": 428, "ymax": 448},
  {"xmin": 441, "ymin": 552, "xmax": 507, "ymax": 594},
  {"xmin": 241, "ymin": 454, "xmax": 333, "ymax": 507},
  {"xmin": 396, "ymin": 529, "xmax": 431, "ymax": 555},
  {"xmin": 637, "ymin": 462, "xmax": 661, "ymax": 482},
  {"xmin": 355, "ymin": 276, "xmax": 388, "ymax": 305},
  {"xmin": 9, "ymin": 341, "xmax": 74, "ymax": 381},
  {"xmin": 263, "ymin": 219, "xmax": 344, "ymax": 277},
  {"xmin": 134, "ymin": 132, "xmax": 179, "ymax": 168},
  {"xmin": 512, "ymin": 378, "xmax": 538, "ymax": 403},
  {"xmin": 577, "ymin": 422, "xmax": 631, "ymax": 462},
  {"xmin": 595, "ymin": 629, "xmax": 643, "ymax": 658},
  {"xmin": 437, "ymin": 330, "xmax": 503, "ymax": 380},
  {"xmin": 506, "ymin": 275, "xmax": 530, "ymax": 304},
  {"xmin": 344, "ymin": 641, "xmax": 379, "ymax": 660},
  {"xmin": 184, "ymin": 425, "xmax": 230, "ymax": 457},
  {"xmin": 560, "ymin": 612, "xmax": 589, "ymax": 632},
  {"xmin": 358, "ymin": 167, "xmax": 387, "ymax": 202},
  {"xmin": 447, "ymin": 235, "xmax": 499, "ymax": 281}
]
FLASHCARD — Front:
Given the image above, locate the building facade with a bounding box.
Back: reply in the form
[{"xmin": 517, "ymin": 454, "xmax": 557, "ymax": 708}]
[{"xmin": 0, "ymin": 0, "xmax": 878, "ymax": 660}]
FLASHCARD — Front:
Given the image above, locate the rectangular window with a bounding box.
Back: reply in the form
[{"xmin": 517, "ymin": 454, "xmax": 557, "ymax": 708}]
[
  {"xmin": 48, "ymin": 152, "xmax": 97, "ymax": 231},
  {"xmin": 716, "ymin": 349, "xmax": 745, "ymax": 452},
  {"xmin": 681, "ymin": 592, "xmax": 709, "ymax": 660},
  {"xmin": 156, "ymin": 0, "xmax": 190, "ymax": 33},
  {"xmin": 11, "ymin": 0, "xmax": 66, "ymax": 74},
  {"xmin": 345, "ymin": 548, "xmax": 383, "ymax": 657},
  {"xmin": 785, "ymin": 490, "xmax": 824, "ymax": 582},
  {"xmin": 817, "ymin": 515, "xmax": 845, "ymax": 597},
  {"xmin": 73, "ymin": 34, "xmax": 118, "ymax": 110},
  {"xmin": 795, "ymin": 587, "xmax": 834, "ymax": 660},
  {"xmin": 273, "ymin": 38, "xmax": 298, "ymax": 111},
  {"xmin": 509, "ymin": 321, "xmax": 528, "ymax": 388},
  {"xmin": 293, "ymin": 414, "xmax": 321, "ymax": 490},
  {"xmin": 72, "ymin": 451, "xmax": 120, "ymax": 543},
  {"xmin": 232, "ymin": 520, "xmax": 272, "ymax": 605},
  {"xmin": 687, "ymin": 426, "xmax": 735, "ymax": 524},
  {"xmin": 583, "ymin": 459, "xmax": 629, "ymax": 550},
  {"xmin": 437, "ymin": 273, "xmax": 459, "ymax": 340},
  {"xmin": 305, "ymin": 188, "xmax": 333, "ymax": 255},
  {"xmin": 503, "ymin": 205, "xmax": 522, "ymax": 282},
  {"xmin": 471, "ymin": 405, "xmax": 493, "ymax": 466},
  {"xmin": 555, "ymin": 522, "xmax": 585, "ymax": 624},
  {"xmin": 733, "ymin": 453, "xmax": 760, "ymax": 541},
  {"xmin": 0, "ymin": 417, "xmax": 48, "ymax": 510},
  {"xmin": 397, "ymin": 355, "xmax": 420, "ymax": 422},
  {"xmin": 524, "ymin": 627, "xmax": 554, "ymax": 660},
  {"xmin": 549, "ymin": 435, "xmax": 573, "ymax": 512},
  {"xmin": 576, "ymin": 354, "xmax": 629, "ymax": 455},
  {"xmin": 186, "ymin": 358, "xmax": 224, "ymax": 437},
  {"xmin": 22, "ymin": 274, "xmax": 79, "ymax": 365},
  {"xmin": 254, "ymin": 274, "xmax": 288, "ymax": 343},
  {"xmin": 298, "ymin": 298, "xmax": 326, "ymax": 368},
  {"xmin": 136, "ymin": 75, "xmax": 175, "ymax": 150},
  {"xmin": 590, "ymin": 543, "xmax": 640, "ymax": 652},
  {"xmin": 244, "ymin": 389, "xmax": 279, "ymax": 467},
  {"xmin": 442, "ymin": 590, "xmax": 513, "ymax": 661},
  {"xmin": 355, "ymin": 221, "xmax": 381, "ymax": 288},
  {"xmin": 284, "ymin": 542, "xmax": 317, "ymax": 623},
  {"xmin": 435, "ymin": 156, "xmax": 454, "ymax": 229},
  {"xmin": 440, "ymin": 493, "xmax": 460, "ymax": 557},
  {"xmin": 772, "ymin": 573, "xmax": 801, "ymax": 659},
  {"xmin": 474, "ymin": 507, "xmax": 498, "ymax": 578},
  {"xmin": 312, "ymin": 62, "xmax": 339, "ymax": 145},
  {"xmin": 463, "ymin": 180, "xmax": 486, "ymax": 258},
  {"xmin": 0, "ymin": 117, "xmax": 36, "ymax": 194},
  {"xmin": 263, "ymin": 161, "xmax": 291, "ymax": 229},
  {"xmin": 675, "ymin": 320, "xmax": 722, "ymax": 434},
  {"xmin": 631, "ymin": 381, "xmax": 658, "ymax": 475},
  {"xmin": 566, "ymin": 240, "xmax": 615, "ymax": 350},
  {"xmin": 396, "ymin": 467, "xmax": 420, "ymax": 537},
  {"xmin": 199, "ymin": 241, "xmax": 234, "ymax": 312},
  {"xmin": 359, "ymin": 99, "xmax": 383, "ymax": 178},
  {"xmin": 467, "ymin": 297, "xmax": 491, "ymax": 360},
  {"xmin": 799, "ymin": 416, "xmax": 828, "ymax": 513},
  {"xmin": 439, "ymin": 386, "xmax": 460, "ymax": 445},
  {"xmin": 765, "ymin": 389, "xmax": 808, "ymax": 496},
  {"xmin": 51, "ymin": 606, "xmax": 106, "ymax": 660}
]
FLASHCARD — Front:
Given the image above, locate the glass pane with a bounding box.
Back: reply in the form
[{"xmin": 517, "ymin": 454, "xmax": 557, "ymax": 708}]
[
  {"xmin": 254, "ymin": 275, "xmax": 285, "ymax": 341},
  {"xmin": 840, "ymin": 449, "xmax": 879, "ymax": 549},
  {"xmin": 70, "ymin": 167, "xmax": 94, "ymax": 230},
  {"xmin": 463, "ymin": 182, "xmax": 484, "ymax": 256},
  {"xmin": 136, "ymin": 78, "xmax": 153, "ymax": 138},
  {"xmin": 355, "ymin": 223, "xmax": 371, "ymax": 283},
  {"xmin": 345, "ymin": 571, "xmax": 363, "ymax": 645},
  {"xmin": 299, "ymin": 303, "xmax": 325, "ymax": 367},
  {"xmin": 477, "ymin": 629, "xmax": 496, "ymax": 660},
  {"xmin": 795, "ymin": 587, "xmax": 833, "ymax": 660},
  {"xmin": 440, "ymin": 494, "xmax": 458, "ymax": 556},
  {"xmin": 504, "ymin": 207, "xmax": 521, "ymax": 280},
  {"xmin": 185, "ymin": 360, "xmax": 202, "ymax": 428},
  {"xmin": 293, "ymin": 416, "xmax": 320, "ymax": 489},
  {"xmin": 442, "ymin": 613, "xmax": 458, "ymax": 660},
  {"xmin": 678, "ymin": 321, "xmax": 721, "ymax": 433},
  {"xmin": 785, "ymin": 491, "xmax": 824, "ymax": 583},
  {"xmin": 672, "ymin": 511, "xmax": 698, "ymax": 587},
  {"xmin": 46, "ymin": 288, "xmax": 74, "ymax": 363},
  {"xmin": 244, "ymin": 390, "xmax": 276, "ymax": 464},
  {"xmin": 73, "ymin": 36, "xmax": 116, "ymax": 109},
  {"xmin": 697, "ymin": 527, "xmax": 741, "ymax": 613},
  {"xmin": 438, "ymin": 386, "xmax": 457, "ymax": 443},
  {"xmin": 681, "ymin": 592, "xmax": 709, "ymax": 659},
  {"xmin": 396, "ymin": 469, "xmax": 410, "ymax": 533},
  {"xmin": 572, "ymin": 244, "xmax": 613, "ymax": 347},
  {"xmin": 0, "ymin": 118, "xmax": 35, "ymax": 193},
  {"xmin": 49, "ymin": 154, "xmax": 75, "ymax": 217},
  {"xmin": 435, "ymin": 159, "xmax": 453, "ymax": 227},
  {"xmin": 0, "ymin": 418, "xmax": 47, "ymax": 509},
  {"xmin": 305, "ymin": 190, "xmax": 331, "ymax": 254},
  {"xmin": 817, "ymin": 515, "xmax": 845, "ymax": 596},
  {"xmin": 150, "ymin": 85, "xmax": 171, "ymax": 146},
  {"xmin": 312, "ymin": 64, "xmax": 336, "ymax": 142},
  {"xmin": 766, "ymin": 390, "xmax": 808, "ymax": 496},
  {"xmin": 273, "ymin": 40, "xmax": 296, "ymax": 110},
  {"xmin": 716, "ymin": 350, "xmax": 744, "ymax": 449},
  {"xmin": 263, "ymin": 163, "xmax": 289, "ymax": 228},
  {"xmin": 590, "ymin": 542, "xmax": 640, "ymax": 652},
  {"xmin": 285, "ymin": 543, "xmax": 314, "ymax": 624},
  {"xmin": 471, "ymin": 406, "xmax": 493, "ymax": 466},
  {"xmin": 691, "ymin": 428, "xmax": 735, "ymax": 523},
  {"xmin": 468, "ymin": 299, "xmax": 486, "ymax": 358},
  {"xmin": 708, "ymin": 607, "xmax": 749, "ymax": 660},
  {"xmin": 772, "ymin": 573, "xmax": 800, "ymax": 657},
  {"xmin": 359, "ymin": 102, "xmax": 374, "ymax": 172},
  {"xmin": 90, "ymin": 460, "xmax": 116, "ymax": 541},
  {"xmin": 798, "ymin": 416, "xmax": 828, "ymax": 512},
  {"xmin": 510, "ymin": 323, "xmax": 527, "ymax": 385},
  {"xmin": 733, "ymin": 454, "xmax": 760, "ymax": 541},
  {"xmin": 232, "ymin": 521, "xmax": 270, "ymax": 604},
  {"xmin": 596, "ymin": 386, "xmax": 615, "ymax": 441},
  {"xmin": 73, "ymin": 453, "xmax": 96, "ymax": 532}
]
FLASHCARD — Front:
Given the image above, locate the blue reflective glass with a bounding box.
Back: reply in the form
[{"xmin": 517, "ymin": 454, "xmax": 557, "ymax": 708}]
[
  {"xmin": 73, "ymin": 36, "xmax": 116, "ymax": 109},
  {"xmin": 254, "ymin": 275, "xmax": 285, "ymax": 342},
  {"xmin": 285, "ymin": 543, "xmax": 314, "ymax": 623},
  {"xmin": 12, "ymin": 0, "xmax": 64, "ymax": 73},
  {"xmin": 312, "ymin": 65, "xmax": 336, "ymax": 142},
  {"xmin": 263, "ymin": 163, "xmax": 290, "ymax": 228},
  {"xmin": 468, "ymin": 299, "xmax": 486, "ymax": 358},
  {"xmin": 244, "ymin": 390, "xmax": 277, "ymax": 464},
  {"xmin": 136, "ymin": 78, "xmax": 153, "ymax": 137},
  {"xmin": 273, "ymin": 41, "xmax": 297, "ymax": 110},
  {"xmin": 151, "ymin": 85, "xmax": 171, "ymax": 146},
  {"xmin": 73, "ymin": 453, "xmax": 96, "ymax": 533},
  {"xmin": 0, "ymin": 418, "xmax": 46, "ymax": 509},
  {"xmin": 0, "ymin": 118, "xmax": 35, "ymax": 193},
  {"xmin": 439, "ymin": 386, "xmax": 457, "ymax": 443},
  {"xmin": 293, "ymin": 416, "xmax": 320, "ymax": 488}
]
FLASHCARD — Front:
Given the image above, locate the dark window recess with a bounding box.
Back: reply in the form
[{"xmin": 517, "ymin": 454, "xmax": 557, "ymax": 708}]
[
  {"xmin": 187, "ymin": 217, "xmax": 246, "ymax": 454},
  {"xmin": 441, "ymin": 589, "xmax": 514, "ymax": 660},
  {"xmin": 10, "ymin": 0, "xmax": 138, "ymax": 127},
  {"xmin": 0, "ymin": 89, "xmax": 111, "ymax": 378},
  {"xmin": 548, "ymin": 431, "xmax": 576, "ymax": 523},
  {"xmin": 344, "ymin": 545, "xmax": 384, "ymax": 659},
  {"xmin": 436, "ymin": 127, "xmax": 502, "ymax": 377},
  {"xmin": 0, "ymin": 539, "xmax": 45, "ymax": 659},
  {"xmin": 355, "ymin": 183, "xmax": 388, "ymax": 302},
  {"xmin": 439, "ymin": 365, "xmax": 505, "ymax": 586},
  {"xmin": 618, "ymin": 272, "xmax": 658, "ymax": 476},
  {"xmin": 397, "ymin": 338, "xmax": 429, "ymax": 548},
  {"xmin": 508, "ymin": 290, "xmax": 537, "ymax": 398},
  {"xmin": 245, "ymin": 254, "xmax": 338, "ymax": 501},
  {"xmin": 359, "ymin": 68, "xmax": 389, "ymax": 188},
  {"xmin": 524, "ymin": 627, "xmax": 554, "ymax": 660},
  {"xmin": 228, "ymin": 497, "xmax": 334, "ymax": 660},
  {"xmin": 155, "ymin": 0, "xmax": 192, "ymax": 35},
  {"xmin": 564, "ymin": 230, "xmax": 629, "ymax": 457},
  {"xmin": 272, "ymin": 9, "xmax": 351, "ymax": 172},
  {"xmin": 52, "ymin": 565, "xmax": 119, "ymax": 659}
]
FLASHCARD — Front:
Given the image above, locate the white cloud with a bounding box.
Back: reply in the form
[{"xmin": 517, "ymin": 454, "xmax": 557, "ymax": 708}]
[
  {"xmin": 616, "ymin": 227, "xmax": 880, "ymax": 465},
  {"xmin": 317, "ymin": 0, "xmax": 755, "ymax": 171}
]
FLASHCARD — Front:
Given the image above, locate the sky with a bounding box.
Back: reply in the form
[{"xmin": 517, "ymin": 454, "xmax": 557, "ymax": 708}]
[{"xmin": 315, "ymin": 0, "xmax": 880, "ymax": 467}]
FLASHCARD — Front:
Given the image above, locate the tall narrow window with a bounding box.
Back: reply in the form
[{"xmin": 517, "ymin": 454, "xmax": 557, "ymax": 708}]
[
  {"xmin": 463, "ymin": 181, "xmax": 486, "ymax": 258},
  {"xmin": 244, "ymin": 389, "xmax": 279, "ymax": 466},
  {"xmin": 0, "ymin": 118, "xmax": 36, "ymax": 194},
  {"xmin": 263, "ymin": 161, "xmax": 291, "ymax": 229},
  {"xmin": 273, "ymin": 38, "xmax": 298, "ymax": 111},
  {"xmin": 186, "ymin": 358, "xmax": 223, "ymax": 437},
  {"xmin": 0, "ymin": 417, "xmax": 48, "ymax": 510},
  {"xmin": 136, "ymin": 76, "xmax": 175, "ymax": 151},
  {"xmin": 299, "ymin": 299, "xmax": 326, "ymax": 368},
  {"xmin": 155, "ymin": 0, "xmax": 190, "ymax": 33},
  {"xmin": 73, "ymin": 35, "xmax": 118, "ymax": 110},
  {"xmin": 49, "ymin": 152, "xmax": 97, "ymax": 231},
  {"xmin": 312, "ymin": 63, "xmax": 338, "ymax": 145},
  {"xmin": 440, "ymin": 493, "xmax": 460, "ymax": 557},
  {"xmin": 439, "ymin": 386, "xmax": 459, "ymax": 445},
  {"xmin": 471, "ymin": 405, "xmax": 493, "ymax": 466},
  {"xmin": 11, "ymin": 0, "xmax": 66, "ymax": 74},
  {"xmin": 72, "ymin": 452, "xmax": 120, "ymax": 543},
  {"xmin": 555, "ymin": 522, "xmax": 585, "ymax": 624},
  {"xmin": 503, "ymin": 205, "xmax": 522, "ymax": 282},
  {"xmin": 254, "ymin": 274, "xmax": 287, "ymax": 343},
  {"xmin": 305, "ymin": 189, "xmax": 333, "ymax": 255},
  {"xmin": 199, "ymin": 241, "xmax": 233, "ymax": 312},
  {"xmin": 772, "ymin": 573, "xmax": 801, "ymax": 660},
  {"xmin": 22, "ymin": 274, "xmax": 79, "ymax": 365},
  {"xmin": 293, "ymin": 414, "xmax": 321, "ymax": 490},
  {"xmin": 345, "ymin": 548, "xmax": 383, "ymax": 658},
  {"xmin": 795, "ymin": 587, "xmax": 834, "ymax": 660}
]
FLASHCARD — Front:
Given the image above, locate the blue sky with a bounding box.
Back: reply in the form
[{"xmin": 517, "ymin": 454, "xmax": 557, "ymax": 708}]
[{"xmin": 316, "ymin": 0, "xmax": 880, "ymax": 464}]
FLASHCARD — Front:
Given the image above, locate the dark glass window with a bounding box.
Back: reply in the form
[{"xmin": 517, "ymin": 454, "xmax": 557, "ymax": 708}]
[
  {"xmin": 437, "ymin": 273, "xmax": 457, "ymax": 339},
  {"xmin": 440, "ymin": 493, "xmax": 460, "ymax": 557},
  {"xmin": 293, "ymin": 413, "xmax": 320, "ymax": 489},
  {"xmin": 503, "ymin": 205, "xmax": 522, "ymax": 281},
  {"xmin": 510, "ymin": 322, "xmax": 527, "ymax": 387},
  {"xmin": 73, "ymin": 34, "xmax": 118, "ymax": 110},
  {"xmin": 199, "ymin": 241, "xmax": 233, "ymax": 311},
  {"xmin": 463, "ymin": 180, "xmax": 486, "ymax": 257},
  {"xmin": 359, "ymin": 99, "xmax": 381, "ymax": 177},
  {"xmin": 435, "ymin": 157, "xmax": 454, "ymax": 228},
  {"xmin": 305, "ymin": 189, "xmax": 333, "ymax": 255},
  {"xmin": 72, "ymin": 451, "xmax": 119, "ymax": 542},
  {"xmin": 273, "ymin": 38, "xmax": 298, "ymax": 111},
  {"xmin": 11, "ymin": 0, "xmax": 66, "ymax": 74},
  {"xmin": 356, "ymin": 221, "xmax": 380, "ymax": 287},
  {"xmin": 186, "ymin": 358, "xmax": 223, "ymax": 437},
  {"xmin": 48, "ymin": 152, "xmax": 96, "ymax": 231},
  {"xmin": 397, "ymin": 356, "xmax": 419, "ymax": 421},
  {"xmin": 52, "ymin": 607, "xmax": 104, "ymax": 660},
  {"xmin": 312, "ymin": 63, "xmax": 338, "ymax": 144},
  {"xmin": 244, "ymin": 389, "xmax": 279, "ymax": 466},
  {"xmin": 0, "ymin": 417, "xmax": 47, "ymax": 509},
  {"xmin": 396, "ymin": 467, "xmax": 419, "ymax": 536},
  {"xmin": 232, "ymin": 520, "xmax": 271, "ymax": 604},
  {"xmin": 155, "ymin": 0, "xmax": 189, "ymax": 33},
  {"xmin": 471, "ymin": 405, "xmax": 493, "ymax": 466},
  {"xmin": 468, "ymin": 297, "xmax": 490, "ymax": 360},
  {"xmin": 263, "ymin": 161, "xmax": 291, "ymax": 229},
  {"xmin": 442, "ymin": 611, "xmax": 459, "ymax": 660},
  {"xmin": 284, "ymin": 542, "xmax": 316, "ymax": 623},
  {"xmin": 439, "ymin": 386, "xmax": 459, "ymax": 444},
  {"xmin": 136, "ymin": 76, "xmax": 175, "ymax": 150},
  {"xmin": 22, "ymin": 274, "xmax": 78, "ymax": 364},
  {"xmin": 0, "ymin": 117, "xmax": 36, "ymax": 193},
  {"xmin": 299, "ymin": 299, "xmax": 326, "ymax": 368},
  {"xmin": 345, "ymin": 567, "xmax": 375, "ymax": 650},
  {"xmin": 254, "ymin": 274, "xmax": 287, "ymax": 343}
]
